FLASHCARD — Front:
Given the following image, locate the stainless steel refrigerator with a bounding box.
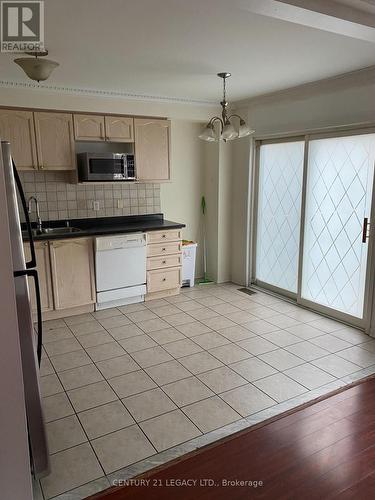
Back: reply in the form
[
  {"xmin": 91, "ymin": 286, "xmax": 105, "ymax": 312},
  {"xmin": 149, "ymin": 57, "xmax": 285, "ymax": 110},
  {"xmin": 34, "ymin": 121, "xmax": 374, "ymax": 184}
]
[{"xmin": 1, "ymin": 140, "xmax": 50, "ymax": 478}]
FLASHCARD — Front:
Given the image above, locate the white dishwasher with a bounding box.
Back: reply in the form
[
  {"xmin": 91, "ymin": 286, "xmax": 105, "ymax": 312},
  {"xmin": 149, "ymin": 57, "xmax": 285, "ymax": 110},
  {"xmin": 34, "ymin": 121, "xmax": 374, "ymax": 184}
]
[{"xmin": 95, "ymin": 233, "xmax": 147, "ymax": 310}]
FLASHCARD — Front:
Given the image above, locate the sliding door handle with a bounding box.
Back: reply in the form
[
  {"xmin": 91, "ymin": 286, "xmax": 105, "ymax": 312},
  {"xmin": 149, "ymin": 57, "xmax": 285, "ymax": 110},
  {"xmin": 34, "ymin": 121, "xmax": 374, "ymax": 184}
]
[{"xmin": 362, "ymin": 218, "xmax": 370, "ymax": 243}]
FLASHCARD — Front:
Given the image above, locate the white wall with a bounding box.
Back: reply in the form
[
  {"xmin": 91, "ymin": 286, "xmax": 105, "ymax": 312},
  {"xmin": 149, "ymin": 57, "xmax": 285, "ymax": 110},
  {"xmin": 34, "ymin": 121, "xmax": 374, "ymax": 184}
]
[
  {"xmin": 203, "ymin": 141, "xmax": 219, "ymax": 281},
  {"xmin": 0, "ymin": 86, "xmax": 219, "ymax": 278},
  {"xmin": 217, "ymin": 141, "xmax": 233, "ymax": 283},
  {"xmin": 162, "ymin": 120, "xmax": 205, "ymax": 276}
]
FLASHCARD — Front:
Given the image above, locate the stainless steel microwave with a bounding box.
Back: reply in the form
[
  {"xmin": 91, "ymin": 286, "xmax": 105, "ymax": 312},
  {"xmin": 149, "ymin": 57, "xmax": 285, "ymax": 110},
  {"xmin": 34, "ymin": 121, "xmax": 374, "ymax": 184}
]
[{"xmin": 77, "ymin": 153, "xmax": 136, "ymax": 182}]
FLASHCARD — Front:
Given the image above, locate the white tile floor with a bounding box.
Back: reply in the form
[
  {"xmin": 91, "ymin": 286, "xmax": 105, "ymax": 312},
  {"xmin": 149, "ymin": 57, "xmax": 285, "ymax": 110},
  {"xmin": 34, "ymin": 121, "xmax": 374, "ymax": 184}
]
[{"xmin": 38, "ymin": 283, "xmax": 375, "ymax": 499}]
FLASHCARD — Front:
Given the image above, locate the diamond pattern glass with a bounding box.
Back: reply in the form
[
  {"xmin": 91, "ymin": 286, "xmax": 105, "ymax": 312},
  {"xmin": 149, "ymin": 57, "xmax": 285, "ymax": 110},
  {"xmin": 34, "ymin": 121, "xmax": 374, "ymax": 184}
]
[
  {"xmin": 256, "ymin": 141, "xmax": 304, "ymax": 293},
  {"xmin": 301, "ymin": 134, "xmax": 375, "ymax": 318}
]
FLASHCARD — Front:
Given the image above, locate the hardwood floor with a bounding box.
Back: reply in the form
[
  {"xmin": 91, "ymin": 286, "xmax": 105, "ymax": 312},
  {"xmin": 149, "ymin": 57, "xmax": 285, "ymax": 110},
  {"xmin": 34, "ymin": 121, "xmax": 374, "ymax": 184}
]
[{"xmin": 90, "ymin": 376, "xmax": 375, "ymax": 500}]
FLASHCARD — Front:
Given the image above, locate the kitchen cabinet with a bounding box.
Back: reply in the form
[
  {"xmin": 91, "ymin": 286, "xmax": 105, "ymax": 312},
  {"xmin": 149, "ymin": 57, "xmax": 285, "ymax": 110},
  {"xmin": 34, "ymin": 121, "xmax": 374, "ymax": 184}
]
[
  {"xmin": 49, "ymin": 237, "xmax": 95, "ymax": 310},
  {"xmin": 74, "ymin": 114, "xmax": 105, "ymax": 141},
  {"xmin": 0, "ymin": 107, "xmax": 172, "ymax": 180},
  {"xmin": 0, "ymin": 109, "xmax": 37, "ymax": 170},
  {"xmin": 145, "ymin": 229, "xmax": 181, "ymax": 300},
  {"xmin": 74, "ymin": 114, "xmax": 134, "ymax": 142},
  {"xmin": 135, "ymin": 118, "xmax": 171, "ymax": 181},
  {"xmin": 23, "ymin": 241, "xmax": 54, "ymax": 313},
  {"xmin": 105, "ymin": 116, "xmax": 134, "ymax": 142},
  {"xmin": 34, "ymin": 112, "xmax": 76, "ymax": 170},
  {"xmin": 147, "ymin": 267, "xmax": 181, "ymax": 294}
]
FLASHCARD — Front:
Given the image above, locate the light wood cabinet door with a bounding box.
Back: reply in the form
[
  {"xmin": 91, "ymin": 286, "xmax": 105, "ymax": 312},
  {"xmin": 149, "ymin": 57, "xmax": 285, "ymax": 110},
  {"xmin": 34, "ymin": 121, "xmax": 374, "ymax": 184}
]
[
  {"xmin": 147, "ymin": 267, "xmax": 181, "ymax": 293},
  {"xmin": 74, "ymin": 114, "xmax": 105, "ymax": 141},
  {"xmin": 134, "ymin": 118, "xmax": 171, "ymax": 181},
  {"xmin": 147, "ymin": 229, "xmax": 182, "ymax": 244},
  {"xmin": 49, "ymin": 238, "xmax": 95, "ymax": 310},
  {"xmin": 23, "ymin": 241, "xmax": 54, "ymax": 313},
  {"xmin": 0, "ymin": 109, "xmax": 37, "ymax": 170},
  {"xmin": 105, "ymin": 116, "xmax": 134, "ymax": 142},
  {"xmin": 34, "ymin": 112, "xmax": 76, "ymax": 170}
]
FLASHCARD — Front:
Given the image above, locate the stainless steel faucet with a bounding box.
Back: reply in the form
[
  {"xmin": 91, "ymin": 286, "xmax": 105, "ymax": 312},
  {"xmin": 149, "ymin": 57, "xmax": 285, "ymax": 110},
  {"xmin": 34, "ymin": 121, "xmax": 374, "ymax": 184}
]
[{"xmin": 27, "ymin": 196, "xmax": 43, "ymax": 232}]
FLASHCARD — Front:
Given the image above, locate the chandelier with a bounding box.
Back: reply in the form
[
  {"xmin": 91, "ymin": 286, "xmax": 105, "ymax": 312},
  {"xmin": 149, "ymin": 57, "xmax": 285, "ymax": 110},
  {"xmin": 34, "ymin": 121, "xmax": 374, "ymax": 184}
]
[
  {"xmin": 14, "ymin": 50, "xmax": 59, "ymax": 83},
  {"xmin": 199, "ymin": 72, "xmax": 254, "ymax": 142}
]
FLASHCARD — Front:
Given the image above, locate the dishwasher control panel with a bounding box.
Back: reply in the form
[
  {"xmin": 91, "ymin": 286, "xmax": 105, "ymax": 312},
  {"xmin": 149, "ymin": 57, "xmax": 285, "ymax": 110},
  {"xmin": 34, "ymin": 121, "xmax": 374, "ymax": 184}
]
[{"xmin": 95, "ymin": 233, "xmax": 146, "ymax": 251}]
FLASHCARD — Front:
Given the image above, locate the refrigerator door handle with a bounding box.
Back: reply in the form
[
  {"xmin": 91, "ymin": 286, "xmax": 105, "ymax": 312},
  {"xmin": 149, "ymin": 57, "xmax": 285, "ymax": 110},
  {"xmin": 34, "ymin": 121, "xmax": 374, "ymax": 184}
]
[
  {"xmin": 13, "ymin": 269, "xmax": 43, "ymax": 365},
  {"xmin": 12, "ymin": 161, "xmax": 37, "ymax": 269}
]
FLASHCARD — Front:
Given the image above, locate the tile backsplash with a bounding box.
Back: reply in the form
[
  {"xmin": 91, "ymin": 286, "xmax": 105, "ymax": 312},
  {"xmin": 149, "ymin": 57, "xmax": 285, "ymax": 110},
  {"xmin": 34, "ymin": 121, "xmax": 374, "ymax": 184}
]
[{"xmin": 19, "ymin": 171, "xmax": 161, "ymax": 222}]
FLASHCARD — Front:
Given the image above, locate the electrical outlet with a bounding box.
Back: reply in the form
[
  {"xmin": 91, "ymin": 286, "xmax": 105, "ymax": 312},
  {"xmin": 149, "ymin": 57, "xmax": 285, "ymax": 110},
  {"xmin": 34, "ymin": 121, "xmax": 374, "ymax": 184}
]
[
  {"xmin": 93, "ymin": 200, "xmax": 100, "ymax": 211},
  {"xmin": 117, "ymin": 199, "xmax": 124, "ymax": 209}
]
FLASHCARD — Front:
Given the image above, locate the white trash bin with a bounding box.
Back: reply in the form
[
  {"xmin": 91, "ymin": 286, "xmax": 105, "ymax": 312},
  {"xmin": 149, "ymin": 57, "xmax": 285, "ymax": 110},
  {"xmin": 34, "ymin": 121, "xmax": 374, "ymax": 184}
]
[{"xmin": 182, "ymin": 241, "xmax": 197, "ymax": 287}]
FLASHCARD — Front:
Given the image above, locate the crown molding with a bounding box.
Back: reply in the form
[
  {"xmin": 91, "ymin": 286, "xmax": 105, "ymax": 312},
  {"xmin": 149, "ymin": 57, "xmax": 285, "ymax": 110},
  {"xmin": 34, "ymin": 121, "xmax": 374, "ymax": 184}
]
[
  {"xmin": 0, "ymin": 79, "xmax": 218, "ymax": 107},
  {"xmin": 233, "ymin": 65, "xmax": 375, "ymax": 109}
]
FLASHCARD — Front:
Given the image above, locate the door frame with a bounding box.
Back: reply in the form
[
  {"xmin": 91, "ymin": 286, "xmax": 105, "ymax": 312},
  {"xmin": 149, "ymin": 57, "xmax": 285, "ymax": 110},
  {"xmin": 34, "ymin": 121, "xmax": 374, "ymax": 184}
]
[{"xmin": 249, "ymin": 127, "xmax": 375, "ymax": 333}]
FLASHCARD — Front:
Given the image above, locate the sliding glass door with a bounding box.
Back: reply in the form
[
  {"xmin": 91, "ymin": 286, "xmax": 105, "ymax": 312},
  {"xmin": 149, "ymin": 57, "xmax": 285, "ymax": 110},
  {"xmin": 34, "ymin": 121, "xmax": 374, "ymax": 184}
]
[
  {"xmin": 253, "ymin": 131, "xmax": 375, "ymax": 328},
  {"xmin": 301, "ymin": 133, "xmax": 375, "ymax": 320},
  {"xmin": 255, "ymin": 140, "xmax": 304, "ymax": 295}
]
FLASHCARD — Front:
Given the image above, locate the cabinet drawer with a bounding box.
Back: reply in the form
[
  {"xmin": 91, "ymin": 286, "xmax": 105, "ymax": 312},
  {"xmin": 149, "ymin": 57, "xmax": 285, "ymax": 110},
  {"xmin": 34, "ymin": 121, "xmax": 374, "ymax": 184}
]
[
  {"xmin": 147, "ymin": 267, "xmax": 181, "ymax": 293},
  {"xmin": 147, "ymin": 229, "xmax": 182, "ymax": 244},
  {"xmin": 147, "ymin": 241, "xmax": 182, "ymax": 257},
  {"xmin": 147, "ymin": 254, "xmax": 182, "ymax": 270}
]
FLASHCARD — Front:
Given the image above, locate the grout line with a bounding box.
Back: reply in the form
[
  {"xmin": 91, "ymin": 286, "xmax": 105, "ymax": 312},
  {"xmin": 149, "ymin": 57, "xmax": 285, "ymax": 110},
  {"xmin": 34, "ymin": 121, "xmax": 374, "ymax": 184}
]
[{"xmin": 40, "ymin": 285, "xmax": 374, "ymax": 498}]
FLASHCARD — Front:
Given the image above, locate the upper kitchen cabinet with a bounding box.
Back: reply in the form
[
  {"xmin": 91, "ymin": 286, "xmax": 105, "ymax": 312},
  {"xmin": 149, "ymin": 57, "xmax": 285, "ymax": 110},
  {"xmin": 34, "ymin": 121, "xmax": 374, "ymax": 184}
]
[
  {"xmin": 74, "ymin": 114, "xmax": 105, "ymax": 141},
  {"xmin": 105, "ymin": 116, "xmax": 134, "ymax": 142},
  {"xmin": 0, "ymin": 109, "xmax": 37, "ymax": 170},
  {"xmin": 34, "ymin": 112, "xmax": 76, "ymax": 170},
  {"xmin": 73, "ymin": 114, "xmax": 134, "ymax": 142},
  {"xmin": 135, "ymin": 118, "xmax": 171, "ymax": 181}
]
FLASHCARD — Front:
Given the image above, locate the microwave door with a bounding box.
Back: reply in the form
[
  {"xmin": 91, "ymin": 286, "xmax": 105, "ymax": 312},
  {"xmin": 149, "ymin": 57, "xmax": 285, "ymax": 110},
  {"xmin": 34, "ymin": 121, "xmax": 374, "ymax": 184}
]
[
  {"xmin": 89, "ymin": 157, "xmax": 122, "ymax": 180},
  {"xmin": 1, "ymin": 141, "xmax": 50, "ymax": 478}
]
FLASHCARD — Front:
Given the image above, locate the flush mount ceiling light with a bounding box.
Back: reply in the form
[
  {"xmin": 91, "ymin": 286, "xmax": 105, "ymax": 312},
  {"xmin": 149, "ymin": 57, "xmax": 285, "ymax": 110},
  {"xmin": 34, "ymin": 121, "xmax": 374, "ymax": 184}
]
[
  {"xmin": 199, "ymin": 72, "xmax": 254, "ymax": 142},
  {"xmin": 14, "ymin": 50, "xmax": 59, "ymax": 83}
]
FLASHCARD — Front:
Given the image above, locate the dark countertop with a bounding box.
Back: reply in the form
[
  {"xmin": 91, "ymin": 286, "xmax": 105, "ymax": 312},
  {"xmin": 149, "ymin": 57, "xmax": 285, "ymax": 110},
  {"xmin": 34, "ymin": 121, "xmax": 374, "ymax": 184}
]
[{"xmin": 22, "ymin": 214, "xmax": 185, "ymax": 241}]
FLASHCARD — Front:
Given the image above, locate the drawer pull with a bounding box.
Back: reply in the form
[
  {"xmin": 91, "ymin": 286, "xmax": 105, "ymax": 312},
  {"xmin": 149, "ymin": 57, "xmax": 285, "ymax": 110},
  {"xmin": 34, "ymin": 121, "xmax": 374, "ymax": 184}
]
[
  {"xmin": 162, "ymin": 260, "xmax": 166, "ymax": 264},
  {"xmin": 162, "ymin": 278, "xmax": 166, "ymax": 281},
  {"xmin": 162, "ymin": 247, "xmax": 166, "ymax": 251}
]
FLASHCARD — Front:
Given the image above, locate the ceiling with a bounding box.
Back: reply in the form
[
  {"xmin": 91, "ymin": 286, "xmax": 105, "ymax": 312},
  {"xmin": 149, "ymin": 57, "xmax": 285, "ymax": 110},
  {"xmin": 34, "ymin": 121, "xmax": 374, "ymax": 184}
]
[{"xmin": 1, "ymin": 0, "xmax": 375, "ymax": 102}]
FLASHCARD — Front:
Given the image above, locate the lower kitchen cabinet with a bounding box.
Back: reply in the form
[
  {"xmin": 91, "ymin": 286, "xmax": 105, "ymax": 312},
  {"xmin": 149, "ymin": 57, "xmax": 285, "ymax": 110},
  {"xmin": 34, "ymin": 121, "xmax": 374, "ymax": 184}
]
[
  {"xmin": 147, "ymin": 267, "xmax": 181, "ymax": 293},
  {"xmin": 49, "ymin": 238, "xmax": 96, "ymax": 310},
  {"xmin": 145, "ymin": 229, "xmax": 182, "ymax": 300},
  {"xmin": 23, "ymin": 241, "xmax": 54, "ymax": 313}
]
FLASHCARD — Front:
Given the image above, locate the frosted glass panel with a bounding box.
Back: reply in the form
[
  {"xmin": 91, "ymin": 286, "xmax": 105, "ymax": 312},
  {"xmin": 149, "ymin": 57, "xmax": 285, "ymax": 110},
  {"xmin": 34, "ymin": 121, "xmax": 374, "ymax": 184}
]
[
  {"xmin": 302, "ymin": 134, "xmax": 375, "ymax": 318},
  {"xmin": 256, "ymin": 141, "xmax": 304, "ymax": 293}
]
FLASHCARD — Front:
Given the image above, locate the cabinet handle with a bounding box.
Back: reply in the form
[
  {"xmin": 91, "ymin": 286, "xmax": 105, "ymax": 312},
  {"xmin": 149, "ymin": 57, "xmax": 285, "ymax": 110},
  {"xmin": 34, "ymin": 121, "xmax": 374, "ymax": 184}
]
[
  {"xmin": 44, "ymin": 242, "xmax": 48, "ymax": 246},
  {"xmin": 162, "ymin": 260, "xmax": 166, "ymax": 264},
  {"xmin": 162, "ymin": 278, "xmax": 166, "ymax": 281},
  {"xmin": 39, "ymin": 165, "xmax": 44, "ymax": 170},
  {"xmin": 162, "ymin": 247, "xmax": 166, "ymax": 251},
  {"xmin": 162, "ymin": 234, "xmax": 166, "ymax": 238}
]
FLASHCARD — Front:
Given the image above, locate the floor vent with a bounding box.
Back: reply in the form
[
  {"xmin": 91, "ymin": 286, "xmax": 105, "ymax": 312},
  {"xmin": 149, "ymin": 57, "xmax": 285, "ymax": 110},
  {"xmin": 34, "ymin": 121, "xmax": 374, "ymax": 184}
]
[{"xmin": 237, "ymin": 288, "xmax": 256, "ymax": 296}]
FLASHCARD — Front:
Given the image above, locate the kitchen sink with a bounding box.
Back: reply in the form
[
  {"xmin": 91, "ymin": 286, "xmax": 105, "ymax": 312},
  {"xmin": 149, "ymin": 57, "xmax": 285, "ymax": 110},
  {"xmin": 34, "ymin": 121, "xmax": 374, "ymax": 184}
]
[
  {"xmin": 41, "ymin": 227, "xmax": 82, "ymax": 235},
  {"xmin": 22, "ymin": 227, "xmax": 82, "ymax": 237}
]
